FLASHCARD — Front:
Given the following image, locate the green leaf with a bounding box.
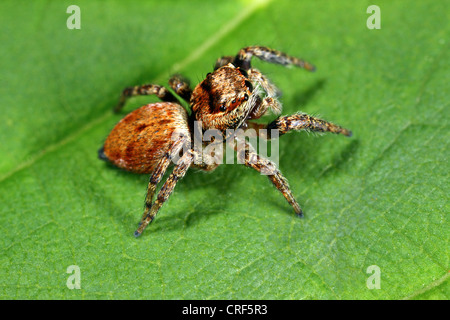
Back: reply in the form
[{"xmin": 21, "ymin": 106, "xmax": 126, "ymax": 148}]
[{"xmin": 0, "ymin": 0, "xmax": 448, "ymax": 299}]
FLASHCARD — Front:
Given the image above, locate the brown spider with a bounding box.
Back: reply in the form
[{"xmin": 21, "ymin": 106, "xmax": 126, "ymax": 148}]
[{"xmin": 99, "ymin": 46, "xmax": 352, "ymax": 237}]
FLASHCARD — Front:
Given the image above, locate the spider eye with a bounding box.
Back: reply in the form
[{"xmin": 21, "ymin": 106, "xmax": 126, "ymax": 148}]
[
  {"xmin": 245, "ymin": 80, "xmax": 253, "ymax": 92},
  {"xmin": 219, "ymin": 104, "xmax": 227, "ymax": 112},
  {"xmin": 243, "ymin": 93, "xmax": 249, "ymax": 101},
  {"xmin": 237, "ymin": 68, "xmax": 248, "ymax": 78}
]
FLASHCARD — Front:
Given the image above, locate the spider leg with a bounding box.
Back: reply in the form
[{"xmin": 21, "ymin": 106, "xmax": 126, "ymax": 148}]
[
  {"xmin": 168, "ymin": 74, "xmax": 193, "ymax": 102},
  {"xmin": 248, "ymin": 112, "xmax": 352, "ymax": 139},
  {"xmin": 246, "ymin": 68, "xmax": 283, "ymax": 115},
  {"xmin": 268, "ymin": 112, "xmax": 352, "ymax": 137},
  {"xmin": 233, "ymin": 46, "xmax": 316, "ymax": 72},
  {"xmin": 214, "ymin": 55, "xmax": 234, "ymax": 70},
  {"xmin": 191, "ymin": 143, "xmax": 222, "ymax": 172},
  {"xmin": 114, "ymin": 75, "xmax": 193, "ymax": 113},
  {"xmin": 114, "ymin": 84, "xmax": 176, "ymax": 113},
  {"xmin": 247, "ymin": 68, "xmax": 281, "ymax": 99},
  {"xmin": 135, "ymin": 149, "xmax": 195, "ymax": 237},
  {"xmin": 137, "ymin": 136, "xmax": 186, "ymax": 227},
  {"xmin": 234, "ymin": 138, "xmax": 303, "ymax": 217}
]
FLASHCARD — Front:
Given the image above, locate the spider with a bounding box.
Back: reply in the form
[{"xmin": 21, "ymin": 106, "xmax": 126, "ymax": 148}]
[{"xmin": 99, "ymin": 46, "xmax": 352, "ymax": 237}]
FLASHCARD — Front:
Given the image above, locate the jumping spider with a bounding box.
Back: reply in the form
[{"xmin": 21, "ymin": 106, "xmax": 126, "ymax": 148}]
[{"xmin": 99, "ymin": 46, "xmax": 352, "ymax": 237}]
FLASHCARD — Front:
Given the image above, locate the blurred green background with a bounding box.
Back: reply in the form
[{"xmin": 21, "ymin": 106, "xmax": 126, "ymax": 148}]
[{"xmin": 0, "ymin": 0, "xmax": 448, "ymax": 299}]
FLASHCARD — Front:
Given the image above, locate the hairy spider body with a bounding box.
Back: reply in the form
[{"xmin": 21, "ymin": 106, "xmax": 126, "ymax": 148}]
[
  {"xmin": 101, "ymin": 102, "xmax": 190, "ymax": 174},
  {"xmin": 99, "ymin": 46, "xmax": 352, "ymax": 237}
]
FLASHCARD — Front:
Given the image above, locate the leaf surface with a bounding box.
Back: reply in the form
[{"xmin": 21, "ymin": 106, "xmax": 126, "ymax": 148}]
[{"xmin": 0, "ymin": 0, "xmax": 448, "ymax": 299}]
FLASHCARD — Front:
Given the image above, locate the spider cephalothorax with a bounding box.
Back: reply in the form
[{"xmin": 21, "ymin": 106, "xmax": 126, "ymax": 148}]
[
  {"xmin": 191, "ymin": 64, "xmax": 256, "ymax": 133},
  {"xmin": 100, "ymin": 46, "xmax": 352, "ymax": 237}
]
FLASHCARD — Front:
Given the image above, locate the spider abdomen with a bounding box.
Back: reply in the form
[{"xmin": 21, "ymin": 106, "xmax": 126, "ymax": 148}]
[{"xmin": 101, "ymin": 102, "xmax": 190, "ymax": 174}]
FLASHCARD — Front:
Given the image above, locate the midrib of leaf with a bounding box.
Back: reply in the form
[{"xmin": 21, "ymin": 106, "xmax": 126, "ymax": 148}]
[
  {"xmin": 155, "ymin": 0, "xmax": 272, "ymax": 83},
  {"xmin": 0, "ymin": 113, "xmax": 111, "ymax": 184},
  {"xmin": 0, "ymin": 0, "xmax": 271, "ymax": 185},
  {"xmin": 403, "ymin": 272, "xmax": 449, "ymax": 300}
]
